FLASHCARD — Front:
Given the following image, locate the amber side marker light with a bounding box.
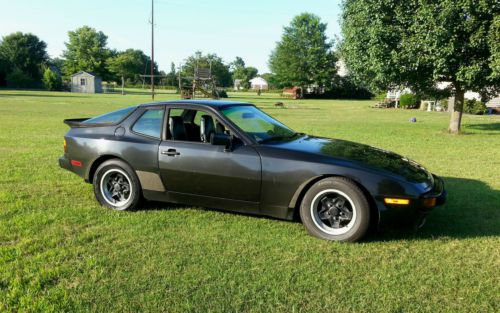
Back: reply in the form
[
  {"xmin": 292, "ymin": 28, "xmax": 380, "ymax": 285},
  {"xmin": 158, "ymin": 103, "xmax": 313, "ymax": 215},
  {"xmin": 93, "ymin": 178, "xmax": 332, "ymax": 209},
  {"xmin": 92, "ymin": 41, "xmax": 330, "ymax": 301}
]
[
  {"xmin": 64, "ymin": 139, "xmax": 67, "ymax": 153},
  {"xmin": 384, "ymin": 198, "xmax": 410, "ymax": 205},
  {"xmin": 423, "ymin": 198, "xmax": 437, "ymax": 208}
]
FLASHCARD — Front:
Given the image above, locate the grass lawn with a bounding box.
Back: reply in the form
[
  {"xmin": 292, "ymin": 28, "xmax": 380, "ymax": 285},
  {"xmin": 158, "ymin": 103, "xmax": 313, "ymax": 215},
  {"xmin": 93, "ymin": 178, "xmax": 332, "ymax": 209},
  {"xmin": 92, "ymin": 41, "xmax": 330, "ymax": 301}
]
[{"xmin": 0, "ymin": 89, "xmax": 499, "ymax": 312}]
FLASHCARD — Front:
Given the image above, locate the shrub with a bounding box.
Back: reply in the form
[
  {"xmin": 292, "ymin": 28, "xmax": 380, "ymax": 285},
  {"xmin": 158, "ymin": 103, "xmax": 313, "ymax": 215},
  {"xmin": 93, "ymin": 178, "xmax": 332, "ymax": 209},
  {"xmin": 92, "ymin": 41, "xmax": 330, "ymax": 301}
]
[
  {"xmin": 6, "ymin": 68, "xmax": 35, "ymax": 88},
  {"xmin": 464, "ymin": 99, "xmax": 487, "ymax": 115},
  {"xmin": 399, "ymin": 93, "xmax": 419, "ymax": 109},
  {"xmin": 217, "ymin": 89, "xmax": 228, "ymax": 98},
  {"xmin": 42, "ymin": 68, "xmax": 62, "ymax": 91}
]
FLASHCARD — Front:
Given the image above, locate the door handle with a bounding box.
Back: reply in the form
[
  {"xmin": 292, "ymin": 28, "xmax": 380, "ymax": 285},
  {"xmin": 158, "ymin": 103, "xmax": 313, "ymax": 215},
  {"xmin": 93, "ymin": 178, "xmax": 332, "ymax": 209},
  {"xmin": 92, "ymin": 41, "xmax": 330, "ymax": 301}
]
[{"xmin": 161, "ymin": 148, "xmax": 180, "ymax": 156}]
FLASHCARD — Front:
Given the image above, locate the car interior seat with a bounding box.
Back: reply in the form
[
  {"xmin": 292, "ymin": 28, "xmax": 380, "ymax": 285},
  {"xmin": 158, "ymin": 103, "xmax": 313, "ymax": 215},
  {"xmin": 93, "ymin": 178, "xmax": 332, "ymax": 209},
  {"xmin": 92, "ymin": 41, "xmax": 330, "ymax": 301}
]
[
  {"xmin": 200, "ymin": 115, "xmax": 215, "ymax": 143},
  {"xmin": 169, "ymin": 116, "xmax": 187, "ymax": 141}
]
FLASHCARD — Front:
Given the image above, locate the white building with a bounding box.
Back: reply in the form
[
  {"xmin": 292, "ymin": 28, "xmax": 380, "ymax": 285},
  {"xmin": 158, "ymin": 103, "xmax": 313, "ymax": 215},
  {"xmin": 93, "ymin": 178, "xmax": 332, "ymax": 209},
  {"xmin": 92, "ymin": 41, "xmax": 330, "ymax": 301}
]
[{"xmin": 249, "ymin": 77, "xmax": 268, "ymax": 90}]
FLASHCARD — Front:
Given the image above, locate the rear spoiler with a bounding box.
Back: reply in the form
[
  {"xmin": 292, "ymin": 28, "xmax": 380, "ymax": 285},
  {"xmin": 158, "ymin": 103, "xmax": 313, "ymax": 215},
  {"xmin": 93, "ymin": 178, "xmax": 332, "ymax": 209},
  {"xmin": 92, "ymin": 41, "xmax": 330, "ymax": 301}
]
[
  {"xmin": 64, "ymin": 118, "xmax": 121, "ymax": 128},
  {"xmin": 64, "ymin": 118, "xmax": 90, "ymax": 127}
]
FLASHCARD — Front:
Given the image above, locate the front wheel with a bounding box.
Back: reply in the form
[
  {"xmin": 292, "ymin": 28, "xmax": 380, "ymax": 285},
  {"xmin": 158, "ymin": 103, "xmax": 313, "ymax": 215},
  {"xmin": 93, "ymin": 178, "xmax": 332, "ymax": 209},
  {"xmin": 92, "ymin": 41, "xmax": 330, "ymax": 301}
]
[
  {"xmin": 93, "ymin": 159, "xmax": 142, "ymax": 211},
  {"xmin": 300, "ymin": 177, "xmax": 370, "ymax": 242}
]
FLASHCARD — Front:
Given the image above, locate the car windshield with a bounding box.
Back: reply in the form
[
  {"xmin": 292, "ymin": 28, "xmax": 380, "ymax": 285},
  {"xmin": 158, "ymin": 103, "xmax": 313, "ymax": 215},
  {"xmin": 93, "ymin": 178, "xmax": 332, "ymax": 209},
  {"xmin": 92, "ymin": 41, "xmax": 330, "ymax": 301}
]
[
  {"xmin": 84, "ymin": 106, "xmax": 136, "ymax": 124},
  {"xmin": 221, "ymin": 106, "xmax": 297, "ymax": 143}
]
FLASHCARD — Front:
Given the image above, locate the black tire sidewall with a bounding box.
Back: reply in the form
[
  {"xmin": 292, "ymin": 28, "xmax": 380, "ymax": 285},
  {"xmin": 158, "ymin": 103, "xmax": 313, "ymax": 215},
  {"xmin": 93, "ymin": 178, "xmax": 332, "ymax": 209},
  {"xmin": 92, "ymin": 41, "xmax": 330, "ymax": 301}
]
[
  {"xmin": 300, "ymin": 178, "xmax": 370, "ymax": 242},
  {"xmin": 92, "ymin": 159, "xmax": 141, "ymax": 211}
]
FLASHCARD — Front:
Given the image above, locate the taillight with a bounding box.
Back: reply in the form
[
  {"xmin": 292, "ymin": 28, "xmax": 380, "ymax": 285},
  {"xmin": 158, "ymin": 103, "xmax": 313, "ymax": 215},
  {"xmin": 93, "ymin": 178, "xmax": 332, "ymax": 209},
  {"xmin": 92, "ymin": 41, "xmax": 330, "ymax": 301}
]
[{"xmin": 64, "ymin": 139, "xmax": 67, "ymax": 153}]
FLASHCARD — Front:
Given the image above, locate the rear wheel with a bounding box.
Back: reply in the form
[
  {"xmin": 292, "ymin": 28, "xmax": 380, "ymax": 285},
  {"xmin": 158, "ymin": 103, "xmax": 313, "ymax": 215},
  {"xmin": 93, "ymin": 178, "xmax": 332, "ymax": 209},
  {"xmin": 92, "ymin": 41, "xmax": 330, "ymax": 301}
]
[
  {"xmin": 93, "ymin": 159, "xmax": 142, "ymax": 211},
  {"xmin": 300, "ymin": 177, "xmax": 370, "ymax": 242}
]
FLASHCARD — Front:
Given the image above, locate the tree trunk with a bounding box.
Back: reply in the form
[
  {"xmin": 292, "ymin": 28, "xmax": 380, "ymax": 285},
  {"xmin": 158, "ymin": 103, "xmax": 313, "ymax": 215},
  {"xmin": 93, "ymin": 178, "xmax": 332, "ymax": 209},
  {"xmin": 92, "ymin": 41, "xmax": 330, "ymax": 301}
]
[
  {"xmin": 448, "ymin": 88, "xmax": 464, "ymax": 134},
  {"xmin": 121, "ymin": 76, "xmax": 125, "ymax": 95}
]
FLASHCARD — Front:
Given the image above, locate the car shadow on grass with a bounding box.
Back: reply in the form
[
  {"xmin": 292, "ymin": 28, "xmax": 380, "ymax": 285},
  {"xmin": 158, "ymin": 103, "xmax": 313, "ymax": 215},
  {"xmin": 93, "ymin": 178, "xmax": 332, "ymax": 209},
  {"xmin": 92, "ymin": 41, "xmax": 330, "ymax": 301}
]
[
  {"xmin": 135, "ymin": 176, "xmax": 499, "ymax": 241},
  {"xmin": 374, "ymin": 176, "xmax": 500, "ymax": 241}
]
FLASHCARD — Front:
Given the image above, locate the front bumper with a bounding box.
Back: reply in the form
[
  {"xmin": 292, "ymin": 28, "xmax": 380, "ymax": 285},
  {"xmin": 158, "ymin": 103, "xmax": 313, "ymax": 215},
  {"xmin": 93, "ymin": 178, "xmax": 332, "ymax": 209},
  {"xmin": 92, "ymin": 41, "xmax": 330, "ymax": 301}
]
[{"xmin": 378, "ymin": 174, "xmax": 446, "ymax": 228}]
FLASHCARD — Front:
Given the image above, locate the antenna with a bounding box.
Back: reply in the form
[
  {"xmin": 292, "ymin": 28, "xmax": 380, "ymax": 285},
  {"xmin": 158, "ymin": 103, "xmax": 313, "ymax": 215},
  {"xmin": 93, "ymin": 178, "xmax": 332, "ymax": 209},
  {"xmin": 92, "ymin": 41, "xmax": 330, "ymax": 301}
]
[{"xmin": 150, "ymin": 0, "xmax": 155, "ymax": 100}]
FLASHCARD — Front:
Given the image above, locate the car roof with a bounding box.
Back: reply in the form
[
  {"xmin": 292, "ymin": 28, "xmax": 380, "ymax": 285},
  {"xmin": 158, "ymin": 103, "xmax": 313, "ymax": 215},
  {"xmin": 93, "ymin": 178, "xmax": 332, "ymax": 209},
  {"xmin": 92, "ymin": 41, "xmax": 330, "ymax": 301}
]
[{"xmin": 139, "ymin": 99, "xmax": 254, "ymax": 109}]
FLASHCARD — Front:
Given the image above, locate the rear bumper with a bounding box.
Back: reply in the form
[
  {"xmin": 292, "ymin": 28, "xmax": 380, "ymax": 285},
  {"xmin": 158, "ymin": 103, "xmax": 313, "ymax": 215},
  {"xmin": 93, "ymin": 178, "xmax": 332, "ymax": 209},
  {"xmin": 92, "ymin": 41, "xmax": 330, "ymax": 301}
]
[
  {"xmin": 378, "ymin": 174, "xmax": 446, "ymax": 228},
  {"xmin": 59, "ymin": 156, "xmax": 72, "ymax": 171}
]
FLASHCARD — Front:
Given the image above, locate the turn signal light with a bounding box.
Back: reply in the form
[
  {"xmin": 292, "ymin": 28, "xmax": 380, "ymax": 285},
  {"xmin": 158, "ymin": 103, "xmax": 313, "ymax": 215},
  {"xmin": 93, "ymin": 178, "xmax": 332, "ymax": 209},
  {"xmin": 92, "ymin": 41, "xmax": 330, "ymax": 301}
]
[
  {"xmin": 64, "ymin": 139, "xmax": 67, "ymax": 153},
  {"xmin": 384, "ymin": 198, "xmax": 410, "ymax": 205},
  {"xmin": 423, "ymin": 198, "xmax": 437, "ymax": 207}
]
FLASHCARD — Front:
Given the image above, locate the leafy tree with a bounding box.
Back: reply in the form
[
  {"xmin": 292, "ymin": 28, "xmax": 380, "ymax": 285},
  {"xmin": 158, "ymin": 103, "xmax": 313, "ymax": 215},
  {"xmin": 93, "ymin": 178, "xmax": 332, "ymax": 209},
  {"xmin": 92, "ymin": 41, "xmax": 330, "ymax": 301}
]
[
  {"xmin": 62, "ymin": 26, "xmax": 111, "ymax": 79},
  {"xmin": 107, "ymin": 49, "xmax": 145, "ymax": 94},
  {"xmin": 42, "ymin": 67, "xmax": 62, "ymax": 91},
  {"xmin": 231, "ymin": 57, "xmax": 258, "ymax": 89},
  {"xmin": 269, "ymin": 13, "xmax": 337, "ymax": 89},
  {"xmin": 0, "ymin": 32, "xmax": 48, "ymax": 87},
  {"xmin": 181, "ymin": 51, "xmax": 232, "ymax": 87},
  {"xmin": 165, "ymin": 62, "xmax": 177, "ymax": 87},
  {"xmin": 341, "ymin": 0, "xmax": 500, "ymax": 133}
]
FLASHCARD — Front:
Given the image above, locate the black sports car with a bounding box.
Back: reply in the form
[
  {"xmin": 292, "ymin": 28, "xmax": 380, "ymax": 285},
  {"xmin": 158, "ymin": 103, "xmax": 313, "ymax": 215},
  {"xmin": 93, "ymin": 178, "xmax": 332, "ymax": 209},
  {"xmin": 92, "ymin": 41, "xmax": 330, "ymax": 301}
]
[{"xmin": 59, "ymin": 100, "xmax": 446, "ymax": 242}]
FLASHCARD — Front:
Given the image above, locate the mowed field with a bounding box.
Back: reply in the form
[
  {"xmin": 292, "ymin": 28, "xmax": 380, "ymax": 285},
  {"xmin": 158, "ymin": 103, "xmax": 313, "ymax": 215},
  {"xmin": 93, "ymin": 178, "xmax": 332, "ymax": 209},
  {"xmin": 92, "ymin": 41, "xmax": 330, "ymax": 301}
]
[{"xmin": 0, "ymin": 89, "xmax": 499, "ymax": 312}]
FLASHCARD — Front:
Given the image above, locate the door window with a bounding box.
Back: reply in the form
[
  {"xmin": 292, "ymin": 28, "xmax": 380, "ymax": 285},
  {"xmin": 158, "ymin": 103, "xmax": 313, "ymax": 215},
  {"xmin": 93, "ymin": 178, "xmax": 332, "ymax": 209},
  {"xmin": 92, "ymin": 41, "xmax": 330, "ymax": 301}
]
[{"xmin": 167, "ymin": 108, "xmax": 228, "ymax": 142}]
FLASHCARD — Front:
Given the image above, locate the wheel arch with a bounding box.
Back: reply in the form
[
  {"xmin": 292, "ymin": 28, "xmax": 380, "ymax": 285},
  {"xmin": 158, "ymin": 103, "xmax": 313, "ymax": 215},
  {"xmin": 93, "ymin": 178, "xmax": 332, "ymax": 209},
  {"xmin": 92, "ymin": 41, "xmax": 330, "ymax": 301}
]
[
  {"xmin": 290, "ymin": 175, "xmax": 380, "ymax": 228},
  {"xmin": 86, "ymin": 155, "xmax": 132, "ymax": 183}
]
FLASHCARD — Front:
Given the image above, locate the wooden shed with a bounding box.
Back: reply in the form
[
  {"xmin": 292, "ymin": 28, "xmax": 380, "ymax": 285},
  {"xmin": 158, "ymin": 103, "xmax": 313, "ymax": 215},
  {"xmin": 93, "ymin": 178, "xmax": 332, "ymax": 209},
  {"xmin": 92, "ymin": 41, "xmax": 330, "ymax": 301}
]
[{"xmin": 71, "ymin": 71, "xmax": 102, "ymax": 93}]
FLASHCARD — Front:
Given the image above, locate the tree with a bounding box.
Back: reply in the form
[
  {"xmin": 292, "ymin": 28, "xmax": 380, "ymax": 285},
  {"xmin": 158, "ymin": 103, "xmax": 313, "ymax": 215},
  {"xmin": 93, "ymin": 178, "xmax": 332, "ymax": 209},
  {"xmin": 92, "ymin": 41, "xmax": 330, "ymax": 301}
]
[
  {"xmin": 230, "ymin": 57, "xmax": 258, "ymax": 89},
  {"xmin": 269, "ymin": 13, "xmax": 337, "ymax": 89},
  {"xmin": 341, "ymin": 0, "xmax": 500, "ymax": 133},
  {"xmin": 107, "ymin": 49, "xmax": 145, "ymax": 94},
  {"xmin": 42, "ymin": 67, "xmax": 62, "ymax": 91},
  {"xmin": 181, "ymin": 51, "xmax": 232, "ymax": 87},
  {"xmin": 0, "ymin": 32, "xmax": 48, "ymax": 87},
  {"xmin": 62, "ymin": 26, "xmax": 111, "ymax": 79}
]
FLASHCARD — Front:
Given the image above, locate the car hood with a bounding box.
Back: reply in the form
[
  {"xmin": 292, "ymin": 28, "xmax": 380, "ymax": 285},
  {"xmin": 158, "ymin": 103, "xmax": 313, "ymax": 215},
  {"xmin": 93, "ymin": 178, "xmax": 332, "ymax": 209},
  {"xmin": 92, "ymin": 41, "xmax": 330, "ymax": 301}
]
[{"xmin": 264, "ymin": 135, "xmax": 433, "ymax": 185}]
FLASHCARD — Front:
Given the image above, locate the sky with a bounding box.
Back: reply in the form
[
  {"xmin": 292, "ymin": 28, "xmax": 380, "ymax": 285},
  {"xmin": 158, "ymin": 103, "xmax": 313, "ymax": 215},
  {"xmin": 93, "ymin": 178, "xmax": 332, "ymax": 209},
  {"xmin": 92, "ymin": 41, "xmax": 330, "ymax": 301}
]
[{"xmin": 0, "ymin": 0, "xmax": 343, "ymax": 73}]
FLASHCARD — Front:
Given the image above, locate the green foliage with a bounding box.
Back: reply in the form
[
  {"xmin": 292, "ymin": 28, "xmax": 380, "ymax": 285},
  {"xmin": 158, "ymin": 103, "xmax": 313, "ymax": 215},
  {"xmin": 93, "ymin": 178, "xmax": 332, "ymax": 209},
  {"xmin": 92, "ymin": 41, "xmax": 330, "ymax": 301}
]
[
  {"xmin": 62, "ymin": 26, "xmax": 112, "ymax": 79},
  {"xmin": 5, "ymin": 67, "xmax": 35, "ymax": 88},
  {"xmin": 0, "ymin": 32, "xmax": 48, "ymax": 86},
  {"xmin": 464, "ymin": 99, "xmax": 487, "ymax": 115},
  {"xmin": 230, "ymin": 57, "xmax": 258, "ymax": 89},
  {"xmin": 42, "ymin": 67, "xmax": 62, "ymax": 91},
  {"xmin": 341, "ymin": 0, "xmax": 500, "ymax": 131},
  {"xmin": 181, "ymin": 51, "xmax": 232, "ymax": 87},
  {"xmin": 328, "ymin": 75, "xmax": 373, "ymax": 99},
  {"xmin": 269, "ymin": 13, "xmax": 337, "ymax": 88},
  {"xmin": 106, "ymin": 49, "xmax": 157, "ymax": 86},
  {"xmin": 400, "ymin": 94, "xmax": 419, "ymax": 109}
]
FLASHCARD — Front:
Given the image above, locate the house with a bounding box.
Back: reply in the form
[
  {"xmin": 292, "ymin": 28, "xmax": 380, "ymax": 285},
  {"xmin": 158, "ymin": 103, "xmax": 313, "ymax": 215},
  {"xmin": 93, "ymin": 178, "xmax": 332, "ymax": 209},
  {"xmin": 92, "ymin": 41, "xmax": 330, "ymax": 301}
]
[
  {"xmin": 249, "ymin": 77, "xmax": 268, "ymax": 90},
  {"xmin": 71, "ymin": 71, "xmax": 102, "ymax": 93}
]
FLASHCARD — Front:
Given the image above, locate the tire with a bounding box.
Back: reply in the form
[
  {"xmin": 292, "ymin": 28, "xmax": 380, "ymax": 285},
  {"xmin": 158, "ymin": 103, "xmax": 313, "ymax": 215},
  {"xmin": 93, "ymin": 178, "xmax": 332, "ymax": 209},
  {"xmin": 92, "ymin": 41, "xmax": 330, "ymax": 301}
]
[
  {"xmin": 92, "ymin": 159, "xmax": 142, "ymax": 211},
  {"xmin": 300, "ymin": 177, "xmax": 370, "ymax": 242}
]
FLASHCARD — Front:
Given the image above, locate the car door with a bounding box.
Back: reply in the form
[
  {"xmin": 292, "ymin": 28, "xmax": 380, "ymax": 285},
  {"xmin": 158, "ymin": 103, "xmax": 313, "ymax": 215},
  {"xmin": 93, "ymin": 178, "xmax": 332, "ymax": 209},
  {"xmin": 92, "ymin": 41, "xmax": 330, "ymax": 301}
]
[{"xmin": 158, "ymin": 106, "xmax": 261, "ymax": 203}]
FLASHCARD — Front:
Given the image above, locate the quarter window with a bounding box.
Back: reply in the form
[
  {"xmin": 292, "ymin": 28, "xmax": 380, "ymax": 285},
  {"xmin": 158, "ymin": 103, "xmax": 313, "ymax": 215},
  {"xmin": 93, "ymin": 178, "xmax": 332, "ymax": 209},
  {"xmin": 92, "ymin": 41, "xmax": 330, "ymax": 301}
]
[{"xmin": 132, "ymin": 108, "xmax": 164, "ymax": 139}]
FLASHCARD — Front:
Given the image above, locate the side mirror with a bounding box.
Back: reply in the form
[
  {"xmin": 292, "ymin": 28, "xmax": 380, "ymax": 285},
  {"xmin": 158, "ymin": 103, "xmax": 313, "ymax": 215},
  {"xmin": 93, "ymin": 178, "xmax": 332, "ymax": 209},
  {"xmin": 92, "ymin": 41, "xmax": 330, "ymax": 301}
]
[{"xmin": 210, "ymin": 133, "xmax": 232, "ymax": 151}]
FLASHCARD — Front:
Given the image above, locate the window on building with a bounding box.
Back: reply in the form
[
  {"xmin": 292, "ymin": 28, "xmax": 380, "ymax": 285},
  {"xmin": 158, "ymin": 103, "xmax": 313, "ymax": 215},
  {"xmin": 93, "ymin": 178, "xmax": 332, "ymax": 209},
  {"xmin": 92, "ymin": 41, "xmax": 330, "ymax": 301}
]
[{"xmin": 80, "ymin": 78, "xmax": 86, "ymax": 86}]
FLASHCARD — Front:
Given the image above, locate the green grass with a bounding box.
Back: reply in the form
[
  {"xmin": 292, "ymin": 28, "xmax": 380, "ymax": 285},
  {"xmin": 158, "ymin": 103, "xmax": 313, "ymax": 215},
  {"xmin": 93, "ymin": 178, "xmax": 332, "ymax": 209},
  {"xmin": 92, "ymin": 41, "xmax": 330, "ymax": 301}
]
[{"xmin": 0, "ymin": 89, "xmax": 499, "ymax": 312}]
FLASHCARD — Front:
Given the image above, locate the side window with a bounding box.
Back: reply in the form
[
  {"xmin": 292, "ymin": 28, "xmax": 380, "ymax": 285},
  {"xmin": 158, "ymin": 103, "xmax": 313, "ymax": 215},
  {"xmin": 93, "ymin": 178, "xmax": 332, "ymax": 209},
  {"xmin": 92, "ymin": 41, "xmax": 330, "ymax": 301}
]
[
  {"xmin": 167, "ymin": 108, "xmax": 229, "ymax": 142},
  {"xmin": 132, "ymin": 108, "xmax": 164, "ymax": 139}
]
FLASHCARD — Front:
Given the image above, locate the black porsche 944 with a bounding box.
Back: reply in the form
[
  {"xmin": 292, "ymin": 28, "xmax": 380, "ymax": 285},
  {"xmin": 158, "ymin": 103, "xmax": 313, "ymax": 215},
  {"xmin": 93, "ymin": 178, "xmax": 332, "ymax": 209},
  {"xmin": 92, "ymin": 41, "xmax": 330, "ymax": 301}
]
[{"xmin": 59, "ymin": 100, "xmax": 446, "ymax": 242}]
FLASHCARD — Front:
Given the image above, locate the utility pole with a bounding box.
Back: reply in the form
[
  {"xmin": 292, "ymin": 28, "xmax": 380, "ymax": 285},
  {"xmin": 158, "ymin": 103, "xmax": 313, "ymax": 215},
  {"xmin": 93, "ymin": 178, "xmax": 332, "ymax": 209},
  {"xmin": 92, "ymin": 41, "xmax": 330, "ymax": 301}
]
[{"xmin": 150, "ymin": 0, "xmax": 155, "ymax": 100}]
